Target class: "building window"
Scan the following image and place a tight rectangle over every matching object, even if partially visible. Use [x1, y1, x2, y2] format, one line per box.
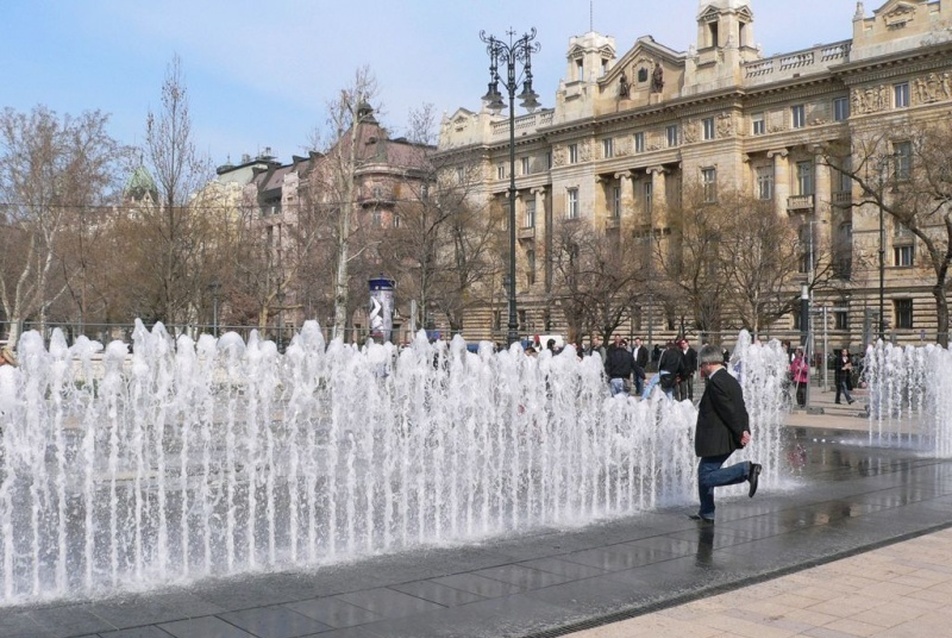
[752, 113, 765, 135]
[610, 186, 621, 219]
[893, 244, 914, 267]
[894, 82, 910, 108]
[833, 96, 850, 121]
[567, 187, 579, 219]
[521, 156, 531, 175]
[796, 160, 815, 196]
[894, 140, 912, 180]
[546, 151, 552, 169]
[702, 117, 716, 141]
[701, 167, 717, 203]
[602, 138, 614, 158]
[526, 249, 536, 286]
[791, 104, 806, 129]
[756, 166, 773, 200]
[895, 298, 913, 329]
[497, 164, 506, 180]
[371, 210, 382, 228]
[456, 167, 465, 184]
[634, 132, 645, 153]
[837, 157, 853, 193]
[393, 213, 401, 229]
[666, 124, 679, 147]
[524, 199, 536, 228]
[835, 310, 849, 330]
[643, 181, 653, 212]
[568, 144, 579, 164]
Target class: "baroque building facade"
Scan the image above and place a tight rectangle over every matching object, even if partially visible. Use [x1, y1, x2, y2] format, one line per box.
[438, 0, 952, 348]
[213, 105, 432, 343]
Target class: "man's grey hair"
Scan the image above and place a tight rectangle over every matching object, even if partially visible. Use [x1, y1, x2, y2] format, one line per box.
[698, 344, 723, 365]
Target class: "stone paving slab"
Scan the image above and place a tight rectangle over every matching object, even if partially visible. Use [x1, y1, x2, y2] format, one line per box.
[565, 526, 952, 637]
[6, 409, 952, 638]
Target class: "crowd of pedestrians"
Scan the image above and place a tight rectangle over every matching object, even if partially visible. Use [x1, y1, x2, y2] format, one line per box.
[599, 335, 701, 401]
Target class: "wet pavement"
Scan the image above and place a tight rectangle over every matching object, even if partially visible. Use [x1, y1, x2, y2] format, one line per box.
[3, 388, 951, 638]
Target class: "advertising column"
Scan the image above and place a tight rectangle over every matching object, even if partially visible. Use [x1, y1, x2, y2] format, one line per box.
[368, 276, 395, 343]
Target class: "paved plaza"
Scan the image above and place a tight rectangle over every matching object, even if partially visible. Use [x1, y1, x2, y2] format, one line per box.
[3, 388, 951, 638]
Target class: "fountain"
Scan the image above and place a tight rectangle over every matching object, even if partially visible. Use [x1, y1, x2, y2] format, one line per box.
[863, 340, 952, 456]
[0, 322, 787, 605]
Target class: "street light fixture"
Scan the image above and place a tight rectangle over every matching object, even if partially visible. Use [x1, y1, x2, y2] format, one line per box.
[480, 28, 541, 347]
[875, 152, 898, 342]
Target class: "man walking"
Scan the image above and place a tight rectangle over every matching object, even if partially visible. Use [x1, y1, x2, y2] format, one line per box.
[631, 337, 649, 396]
[690, 344, 761, 523]
[604, 336, 635, 396]
[679, 337, 698, 401]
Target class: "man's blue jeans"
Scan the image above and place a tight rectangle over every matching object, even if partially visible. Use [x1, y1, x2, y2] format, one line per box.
[697, 454, 751, 520]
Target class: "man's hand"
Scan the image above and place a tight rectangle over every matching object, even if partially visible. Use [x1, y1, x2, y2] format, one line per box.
[740, 431, 751, 447]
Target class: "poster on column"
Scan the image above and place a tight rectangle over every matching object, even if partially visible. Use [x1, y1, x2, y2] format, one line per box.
[368, 276, 395, 343]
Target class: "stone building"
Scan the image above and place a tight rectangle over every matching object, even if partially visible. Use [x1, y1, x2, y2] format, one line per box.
[437, 0, 952, 349]
[214, 105, 432, 342]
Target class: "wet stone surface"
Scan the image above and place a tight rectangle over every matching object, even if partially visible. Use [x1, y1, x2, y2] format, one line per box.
[11, 428, 952, 638]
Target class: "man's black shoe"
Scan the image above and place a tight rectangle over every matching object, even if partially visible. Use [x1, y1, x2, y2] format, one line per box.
[688, 514, 714, 523]
[748, 463, 762, 498]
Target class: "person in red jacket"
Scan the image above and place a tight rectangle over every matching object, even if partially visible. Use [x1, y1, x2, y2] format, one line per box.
[789, 347, 810, 407]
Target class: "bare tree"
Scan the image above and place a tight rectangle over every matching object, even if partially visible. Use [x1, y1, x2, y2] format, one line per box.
[655, 184, 732, 340]
[717, 192, 803, 336]
[139, 54, 215, 325]
[825, 123, 952, 346]
[386, 108, 499, 336]
[550, 219, 644, 344]
[0, 106, 122, 342]
[312, 67, 379, 340]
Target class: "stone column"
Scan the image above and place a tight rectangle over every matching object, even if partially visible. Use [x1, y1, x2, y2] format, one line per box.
[813, 147, 833, 254]
[531, 187, 551, 293]
[615, 170, 635, 221]
[768, 149, 789, 218]
[648, 166, 667, 230]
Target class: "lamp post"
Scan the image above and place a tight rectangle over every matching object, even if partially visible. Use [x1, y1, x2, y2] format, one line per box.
[874, 153, 898, 342]
[209, 280, 221, 337]
[481, 28, 541, 346]
[878, 187, 886, 342]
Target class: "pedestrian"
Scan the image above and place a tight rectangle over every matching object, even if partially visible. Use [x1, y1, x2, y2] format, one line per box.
[657, 340, 685, 399]
[678, 337, 698, 401]
[790, 347, 810, 407]
[689, 344, 761, 523]
[604, 336, 635, 396]
[631, 337, 649, 396]
[834, 347, 855, 405]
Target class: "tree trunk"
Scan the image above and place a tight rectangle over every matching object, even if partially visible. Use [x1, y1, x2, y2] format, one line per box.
[934, 283, 949, 347]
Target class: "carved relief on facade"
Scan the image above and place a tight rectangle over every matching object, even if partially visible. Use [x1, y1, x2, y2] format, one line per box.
[851, 85, 890, 114]
[914, 72, 952, 104]
[615, 136, 632, 156]
[882, 3, 916, 29]
[767, 111, 785, 133]
[579, 140, 593, 162]
[717, 113, 733, 137]
[683, 119, 699, 144]
[552, 145, 566, 167]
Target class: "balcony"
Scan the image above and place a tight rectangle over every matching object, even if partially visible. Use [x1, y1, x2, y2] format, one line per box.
[832, 191, 852, 207]
[787, 194, 815, 212]
[518, 226, 536, 240]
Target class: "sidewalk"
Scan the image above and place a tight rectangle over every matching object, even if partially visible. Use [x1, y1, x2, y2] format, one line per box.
[565, 526, 952, 637]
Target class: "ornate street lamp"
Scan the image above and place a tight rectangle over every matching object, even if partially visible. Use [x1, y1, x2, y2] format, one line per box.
[480, 28, 541, 346]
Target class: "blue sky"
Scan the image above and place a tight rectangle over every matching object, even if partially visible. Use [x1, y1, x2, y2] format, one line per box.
[3, 1, 859, 168]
